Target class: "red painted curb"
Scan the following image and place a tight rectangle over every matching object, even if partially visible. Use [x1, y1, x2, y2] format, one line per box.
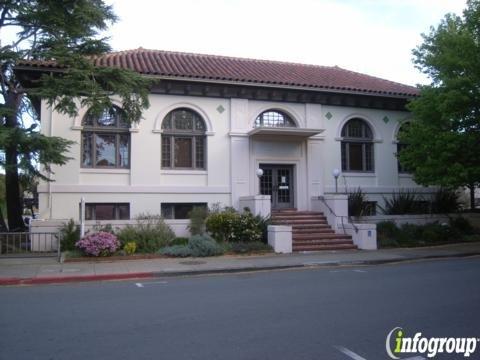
[0, 272, 154, 286]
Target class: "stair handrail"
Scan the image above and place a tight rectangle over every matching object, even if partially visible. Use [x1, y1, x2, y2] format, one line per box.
[317, 196, 359, 234]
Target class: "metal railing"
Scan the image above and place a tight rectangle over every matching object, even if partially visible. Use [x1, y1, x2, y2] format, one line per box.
[0, 232, 60, 259]
[317, 196, 359, 234]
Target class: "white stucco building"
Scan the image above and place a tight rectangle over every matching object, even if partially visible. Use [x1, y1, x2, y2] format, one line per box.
[18, 49, 426, 244]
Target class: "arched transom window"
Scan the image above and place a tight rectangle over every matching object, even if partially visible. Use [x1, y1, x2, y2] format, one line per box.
[341, 118, 374, 172]
[254, 110, 296, 128]
[161, 108, 206, 169]
[81, 106, 130, 168]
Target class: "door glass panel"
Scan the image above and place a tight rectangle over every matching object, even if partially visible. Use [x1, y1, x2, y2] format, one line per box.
[277, 168, 291, 204]
[260, 166, 293, 209]
[260, 168, 273, 198]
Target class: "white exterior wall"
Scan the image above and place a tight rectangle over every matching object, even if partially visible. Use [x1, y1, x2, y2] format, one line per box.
[38, 93, 430, 222]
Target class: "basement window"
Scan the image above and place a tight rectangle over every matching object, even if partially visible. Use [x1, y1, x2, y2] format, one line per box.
[84, 203, 130, 220]
[161, 203, 207, 219]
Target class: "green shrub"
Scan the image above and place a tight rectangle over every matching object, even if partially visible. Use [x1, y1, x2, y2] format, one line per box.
[450, 216, 474, 235]
[381, 189, 426, 215]
[188, 206, 209, 235]
[205, 207, 264, 242]
[160, 245, 192, 257]
[377, 220, 471, 248]
[170, 237, 189, 246]
[91, 223, 115, 234]
[226, 241, 273, 254]
[205, 208, 237, 242]
[188, 234, 224, 257]
[255, 215, 271, 244]
[116, 214, 175, 253]
[123, 241, 137, 255]
[57, 219, 80, 251]
[160, 234, 224, 257]
[348, 188, 370, 217]
[431, 188, 460, 214]
[376, 221, 400, 248]
[231, 209, 262, 243]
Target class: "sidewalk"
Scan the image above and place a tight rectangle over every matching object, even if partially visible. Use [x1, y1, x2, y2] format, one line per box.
[1, 242, 480, 286]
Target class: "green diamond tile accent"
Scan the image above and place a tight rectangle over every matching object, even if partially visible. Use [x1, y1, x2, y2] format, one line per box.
[325, 112, 333, 120]
[383, 116, 390, 124]
[216, 105, 225, 114]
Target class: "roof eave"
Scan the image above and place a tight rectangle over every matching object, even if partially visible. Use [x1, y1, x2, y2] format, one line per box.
[145, 74, 419, 99]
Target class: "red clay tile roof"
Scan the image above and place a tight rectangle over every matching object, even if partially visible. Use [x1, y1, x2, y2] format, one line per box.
[18, 48, 419, 97]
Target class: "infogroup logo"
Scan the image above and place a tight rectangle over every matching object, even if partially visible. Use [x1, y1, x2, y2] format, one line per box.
[386, 327, 479, 359]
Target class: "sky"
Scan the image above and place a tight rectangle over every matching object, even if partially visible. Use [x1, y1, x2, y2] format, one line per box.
[104, 0, 467, 86]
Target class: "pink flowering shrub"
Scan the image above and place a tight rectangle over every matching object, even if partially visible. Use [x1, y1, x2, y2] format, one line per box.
[76, 231, 120, 257]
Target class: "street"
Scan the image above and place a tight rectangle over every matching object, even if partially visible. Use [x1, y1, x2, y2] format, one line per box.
[1, 258, 479, 360]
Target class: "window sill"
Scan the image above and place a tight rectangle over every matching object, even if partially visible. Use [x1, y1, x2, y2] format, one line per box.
[335, 137, 383, 143]
[160, 170, 207, 175]
[341, 172, 376, 178]
[80, 168, 131, 174]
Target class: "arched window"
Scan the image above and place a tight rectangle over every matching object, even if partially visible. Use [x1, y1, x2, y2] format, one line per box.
[254, 110, 296, 128]
[81, 106, 130, 168]
[161, 108, 206, 169]
[341, 118, 374, 172]
[396, 122, 410, 173]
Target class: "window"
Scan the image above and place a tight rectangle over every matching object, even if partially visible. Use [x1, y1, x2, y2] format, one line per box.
[161, 203, 207, 219]
[341, 118, 374, 172]
[84, 203, 130, 220]
[396, 122, 411, 173]
[81, 106, 130, 169]
[363, 201, 377, 216]
[161, 108, 206, 169]
[254, 110, 296, 128]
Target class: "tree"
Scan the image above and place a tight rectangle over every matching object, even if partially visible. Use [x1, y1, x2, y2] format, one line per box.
[400, 0, 480, 209]
[0, 1, 151, 230]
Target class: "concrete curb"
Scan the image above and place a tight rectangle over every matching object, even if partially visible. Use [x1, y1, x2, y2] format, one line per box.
[0, 272, 154, 286]
[1, 252, 479, 286]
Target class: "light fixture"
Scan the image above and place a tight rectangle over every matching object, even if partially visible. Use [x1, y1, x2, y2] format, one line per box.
[332, 168, 341, 193]
[256, 168, 264, 195]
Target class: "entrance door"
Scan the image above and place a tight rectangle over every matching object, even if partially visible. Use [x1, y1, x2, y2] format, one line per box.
[259, 164, 294, 209]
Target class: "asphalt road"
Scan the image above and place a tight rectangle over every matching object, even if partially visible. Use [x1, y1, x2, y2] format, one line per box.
[1, 258, 479, 360]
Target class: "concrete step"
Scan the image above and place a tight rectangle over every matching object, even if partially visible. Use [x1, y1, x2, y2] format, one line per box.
[291, 224, 332, 229]
[273, 219, 329, 225]
[272, 211, 324, 216]
[293, 244, 357, 251]
[272, 215, 328, 221]
[293, 239, 354, 246]
[292, 228, 334, 234]
[293, 233, 352, 240]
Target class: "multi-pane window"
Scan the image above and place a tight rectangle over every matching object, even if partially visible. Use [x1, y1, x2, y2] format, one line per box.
[254, 110, 296, 127]
[341, 118, 374, 172]
[161, 108, 206, 169]
[81, 106, 130, 169]
[396, 122, 411, 173]
[161, 203, 207, 219]
[84, 203, 130, 220]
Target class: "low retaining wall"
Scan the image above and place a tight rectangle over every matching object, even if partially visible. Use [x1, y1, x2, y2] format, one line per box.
[312, 195, 378, 250]
[239, 195, 271, 218]
[30, 219, 190, 238]
[268, 225, 292, 254]
[354, 213, 480, 228]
